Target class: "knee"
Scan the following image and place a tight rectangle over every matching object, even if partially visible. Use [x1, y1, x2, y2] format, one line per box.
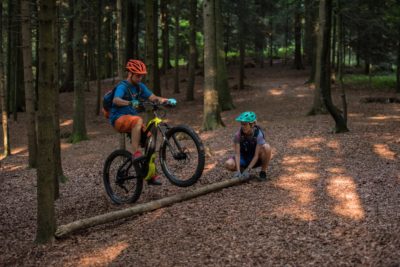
[260, 143, 272, 157]
[224, 158, 236, 171]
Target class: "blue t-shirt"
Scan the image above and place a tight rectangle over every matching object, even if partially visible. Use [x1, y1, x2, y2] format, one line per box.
[109, 81, 153, 126]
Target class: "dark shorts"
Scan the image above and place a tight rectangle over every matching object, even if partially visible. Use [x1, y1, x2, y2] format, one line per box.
[230, 156, 262, 169]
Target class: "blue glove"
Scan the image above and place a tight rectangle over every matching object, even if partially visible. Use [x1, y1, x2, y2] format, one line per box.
[131, 99, 140, 108]
[233, 171, 242, 179]
[241, 169, 250, 179]
[167, 98, 177, 106]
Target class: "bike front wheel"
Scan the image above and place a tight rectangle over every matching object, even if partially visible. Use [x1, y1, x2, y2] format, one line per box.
[103, 149, 143, 204]
[160, 125, 205, 187]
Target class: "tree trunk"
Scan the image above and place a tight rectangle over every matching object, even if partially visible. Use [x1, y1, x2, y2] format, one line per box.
[125, 0, 134, 61]
[186, 0, 197, 101]
[36, 0, 57, 244]
[173, 0, 180, 94]
[316, 0, 348, 133]
[160, 0, 171, 74]
[337, 0, 347, 123]
[216, 0, 234, 110]
[60, 0, 74, 92]
[55, 176, 252, 238]
[238, 0, 245, 90]
[294, 0, 304, 70]
[0, 2, 10, 157]
[21, 0, 38, 168]
[269, 20, 273, 67]
[145, 1, 160, 95]
[116, 0, 124, 80]
[71, 0, 88, 143]
[304, 0, 314, 66]
[96, 0, 103, 116]
[397, 27, 400, 93]
[202, 0, 224, 130]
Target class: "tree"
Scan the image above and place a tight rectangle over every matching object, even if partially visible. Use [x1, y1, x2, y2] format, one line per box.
[186, 0, 197, 101]
[160, 0, 172, 74]
[0, 1, 10, 157]
[36, 0, 57, 243]
[173, 0, 180, 94]
[316, 0, 348, 133]
[116, 0, 124, 79]
[21, 0, 37, 168]
[71, 0, 88, 143]
[238, 0, 246, 90]
[202, 0, 224, 130]
[294, 0, 304, 70]
[145, 0, 160, 95]
[216, 0, 234, 111]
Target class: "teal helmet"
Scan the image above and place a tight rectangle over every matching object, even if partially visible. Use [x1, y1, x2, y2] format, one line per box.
[235, 111, 257, 123]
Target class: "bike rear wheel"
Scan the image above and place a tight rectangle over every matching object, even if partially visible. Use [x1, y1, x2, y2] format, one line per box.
[103, 149, 143, 204]
[160, 125, 205, 187]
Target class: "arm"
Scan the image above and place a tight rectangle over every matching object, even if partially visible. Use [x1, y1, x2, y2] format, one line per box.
[149, 94, 168, 103]
[234, 143, 241, 172]
[113, 97, 131, 106]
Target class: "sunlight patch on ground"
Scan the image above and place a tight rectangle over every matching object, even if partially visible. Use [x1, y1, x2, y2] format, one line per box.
[282, 155, 319, 165]
[1, 163, 26, 172]
[61, 143, 72, 149]
[327, 176, 365, 220]
[327, 167, 346, 174]
[148, 208, 166, 223]
[275, 172, 318, 221]
[268, 88, 284, 96]
[326, 140, 340, 150]
[373, 144, 397, 160]
[290, 137, 324, 151]
[368, 115, 400, 121]
[77, 241, 129, 266]
[60, 119, 73, 127]
[10, 146, 28, 156]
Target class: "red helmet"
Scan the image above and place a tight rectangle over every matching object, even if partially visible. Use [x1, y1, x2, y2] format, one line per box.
[125, 59, 147, 75]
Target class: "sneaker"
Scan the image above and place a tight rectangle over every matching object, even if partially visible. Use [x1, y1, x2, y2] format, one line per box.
[258, 171, 267, 181]
[147, 175, 162, 186]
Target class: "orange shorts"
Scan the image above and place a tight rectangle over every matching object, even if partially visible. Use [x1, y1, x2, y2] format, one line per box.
[114, 115, 141, 133]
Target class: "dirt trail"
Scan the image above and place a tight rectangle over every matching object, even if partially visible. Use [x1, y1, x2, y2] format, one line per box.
[1, 65, 399, 266]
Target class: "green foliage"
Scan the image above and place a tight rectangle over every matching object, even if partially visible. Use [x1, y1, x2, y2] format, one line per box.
[344, 74, 396, 89]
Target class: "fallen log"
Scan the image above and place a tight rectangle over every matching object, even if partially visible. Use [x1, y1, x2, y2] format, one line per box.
[55, 177, 251, 238]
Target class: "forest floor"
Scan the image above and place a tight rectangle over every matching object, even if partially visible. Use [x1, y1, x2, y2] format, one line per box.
[1, 64, 400, 266]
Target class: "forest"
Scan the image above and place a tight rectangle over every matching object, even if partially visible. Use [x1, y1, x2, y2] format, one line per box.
[1, 0, 399, 266]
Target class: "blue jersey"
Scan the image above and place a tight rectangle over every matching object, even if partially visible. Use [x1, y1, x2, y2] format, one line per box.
[109, 81, 153, 126]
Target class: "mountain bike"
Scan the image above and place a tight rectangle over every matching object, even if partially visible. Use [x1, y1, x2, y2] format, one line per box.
[103, 101, 205, 204]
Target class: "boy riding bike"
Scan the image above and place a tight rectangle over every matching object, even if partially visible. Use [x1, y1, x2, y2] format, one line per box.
[224, 111, 272, 181]
[107, 59, 176, 185]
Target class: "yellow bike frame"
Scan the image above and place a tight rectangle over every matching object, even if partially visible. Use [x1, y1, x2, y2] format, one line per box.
[143, 116, 163, 181]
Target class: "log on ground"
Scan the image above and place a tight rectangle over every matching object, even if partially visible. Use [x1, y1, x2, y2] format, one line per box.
[55, 177, 251, 238]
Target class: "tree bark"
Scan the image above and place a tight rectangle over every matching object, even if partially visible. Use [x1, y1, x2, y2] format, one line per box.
[21, 0, 37, 168]
[36, 0, 57, 244]
[173, 0, 180, 94]
[71, 0, 88, 143]
[294, 0, 304, 70]
[397, 27, 400, 94]
[160, 0, 171, 74]
[238, 0, 245, 90]
[55, 176, 252, 238]
[186, 0, 197, 101]
[116, 0, 124, 80]
[216, 0, 234, 111]
[145, 1, 160, 95]
[0, 2, 10, 157]
[95, 0, 103, 116]
[60, 0, 74, 92]
[202, 0, 224, 130]
[316, 0, 348, 133]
